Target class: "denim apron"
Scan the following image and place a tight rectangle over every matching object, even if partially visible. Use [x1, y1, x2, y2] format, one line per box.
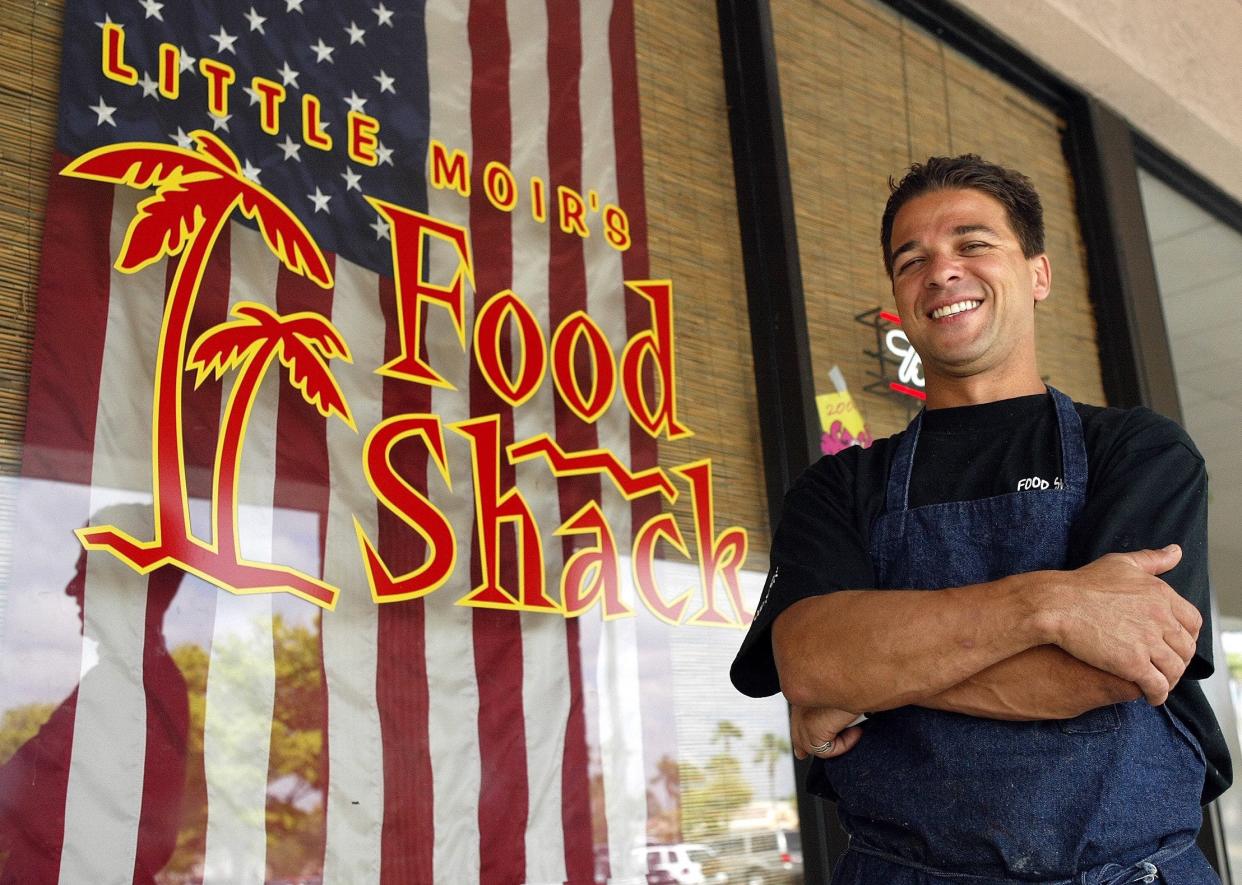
[812, 388, 1213, 884]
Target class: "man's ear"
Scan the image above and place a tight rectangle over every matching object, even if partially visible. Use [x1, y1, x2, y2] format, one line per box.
[1030, 253, 1052, 303]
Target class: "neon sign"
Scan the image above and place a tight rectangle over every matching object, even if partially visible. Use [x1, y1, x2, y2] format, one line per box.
[856, 307, 926, 402]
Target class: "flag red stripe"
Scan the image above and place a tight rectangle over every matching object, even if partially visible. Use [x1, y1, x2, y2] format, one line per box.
[133, 567, 191, 884]
[21, 154, 114, 485]
[6, 157, 114, 882]
[612, 0, 666, 847]
[468, 1, 530, 879]
[376, 270, 435, 885]
[264, 260, 337, 879]
[544, 0, 602, 878]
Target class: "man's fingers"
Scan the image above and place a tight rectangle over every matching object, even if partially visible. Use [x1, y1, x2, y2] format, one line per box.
[1165, 625, 1197, 665]
[810, 725, 863, 759]
[1150, 645, 1188, 693]
[1124, 544, 1181, 576]
[1136, 666, 1171, 706]
[1170, 596, 1203, 638]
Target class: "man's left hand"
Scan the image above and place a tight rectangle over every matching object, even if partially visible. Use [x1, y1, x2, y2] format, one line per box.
[790, 705, 864, 759]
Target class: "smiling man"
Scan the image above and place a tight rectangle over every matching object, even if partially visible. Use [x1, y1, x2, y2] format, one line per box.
[731, 156, 1232, 883]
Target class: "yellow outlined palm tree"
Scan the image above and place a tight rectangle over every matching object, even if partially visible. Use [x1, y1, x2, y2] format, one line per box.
[186, 302, 354, 595]
[65, 130, 346, 608]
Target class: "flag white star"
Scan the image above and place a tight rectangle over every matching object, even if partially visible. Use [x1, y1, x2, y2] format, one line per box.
[370, 215, 391, 240]
[344, 91, 367, 114]
[278, 61, 300, 88]
[242, 159, 262, 183]
[138, 71, 160, 99]
[344, 21, 366, 45]
[209, 26, 238, 54]
[245, 6, 267, 34]
[243, 84, 262, 106]
[210, 112, 232, 132]
[94, 13, 115, 28]
[278, 134, 303, 161]
[139, 0, 164, 21]
[341, 167, 362, 192]
[311, 38, 335, 63]
[373, 69, 396, 94]
[373, 2, 394, 26]
[285, 0, 304, 10]
[170, 127, 194, 148]
[179, 46, 198, 73]
[308, 187, 331, 213]
[375, 142, 394, 166]
[90, 96, 117, 127]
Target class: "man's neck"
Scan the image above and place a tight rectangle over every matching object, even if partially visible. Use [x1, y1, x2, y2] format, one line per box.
[923, 370, 1046, 410]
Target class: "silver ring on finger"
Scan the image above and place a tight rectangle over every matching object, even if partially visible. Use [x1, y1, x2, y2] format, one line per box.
[809, 739, 833, 754]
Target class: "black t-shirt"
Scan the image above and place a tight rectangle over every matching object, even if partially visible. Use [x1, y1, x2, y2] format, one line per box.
[731, 392, 1232, 804]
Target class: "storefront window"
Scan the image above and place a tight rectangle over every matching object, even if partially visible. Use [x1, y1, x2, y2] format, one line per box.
[0, 0, 797, 881]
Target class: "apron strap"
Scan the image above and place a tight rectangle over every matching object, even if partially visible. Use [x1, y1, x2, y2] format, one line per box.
[1048, 385, 1088, 495]
[883, 408, 923, 514]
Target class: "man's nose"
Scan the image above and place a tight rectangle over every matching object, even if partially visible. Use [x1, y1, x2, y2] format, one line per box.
[924, 252, 962, 288]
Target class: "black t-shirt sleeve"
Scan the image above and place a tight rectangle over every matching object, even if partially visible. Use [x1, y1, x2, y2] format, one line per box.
[729, 450, 879, 698]
[1072, 407, 1213, 677]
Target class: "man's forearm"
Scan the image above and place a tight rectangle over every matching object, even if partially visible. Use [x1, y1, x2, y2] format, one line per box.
[919, 644, 1141, 720]
[772, 547, 1197, 714]
[772, 572, 1051, 712]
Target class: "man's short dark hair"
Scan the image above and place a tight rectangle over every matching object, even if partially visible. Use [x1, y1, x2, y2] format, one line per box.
[880, 155, 1045, 277]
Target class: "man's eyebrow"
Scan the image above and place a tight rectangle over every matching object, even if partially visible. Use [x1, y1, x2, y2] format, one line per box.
[954, 224, 1001, 238]
[891, 239, 918, 262]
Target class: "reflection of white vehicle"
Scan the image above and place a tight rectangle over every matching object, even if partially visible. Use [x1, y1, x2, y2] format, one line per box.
[684, 844, 728, 883]
[706, 829, 803, 885]
[639, 843, 706, 884]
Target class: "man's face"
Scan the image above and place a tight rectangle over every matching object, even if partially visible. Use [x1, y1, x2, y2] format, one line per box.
[888, 188, 1050, 389]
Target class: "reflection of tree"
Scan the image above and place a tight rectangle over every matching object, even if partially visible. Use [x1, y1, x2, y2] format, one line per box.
[647, 755, 682, 843]
[680, 721, 753, 840]
[712, 720, 743, 755]
[164, 615, 324, 879]
[753, 732, 791, 802]
[0, 705, 56, 767]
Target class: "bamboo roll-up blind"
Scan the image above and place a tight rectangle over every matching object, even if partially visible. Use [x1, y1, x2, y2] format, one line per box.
[0, 0, 62, 477]
[636, 0, 773, 567]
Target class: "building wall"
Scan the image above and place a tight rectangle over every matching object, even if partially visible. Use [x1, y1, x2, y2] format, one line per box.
[955, 0, 1242, 206]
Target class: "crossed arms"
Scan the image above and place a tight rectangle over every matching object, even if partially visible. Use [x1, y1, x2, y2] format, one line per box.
[776, 546, 1203, 760]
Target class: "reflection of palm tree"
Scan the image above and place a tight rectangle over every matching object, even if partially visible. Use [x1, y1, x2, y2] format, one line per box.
[64, 131, 342, 607]
[753, 732, 791, 802]
[187, 302, 353, 573]
[649, 754, 681, 807]
[712, 720, 743, 756]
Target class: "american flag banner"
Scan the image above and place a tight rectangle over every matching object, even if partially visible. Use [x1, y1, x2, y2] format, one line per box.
[0, 0, 778, 883]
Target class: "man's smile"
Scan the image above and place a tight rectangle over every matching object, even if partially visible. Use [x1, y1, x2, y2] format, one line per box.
[929, 299, 982, 321]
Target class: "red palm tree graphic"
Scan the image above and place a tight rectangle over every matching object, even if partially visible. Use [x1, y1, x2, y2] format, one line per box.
[187, 302, 354, 595]
[64, 131, 347, 608]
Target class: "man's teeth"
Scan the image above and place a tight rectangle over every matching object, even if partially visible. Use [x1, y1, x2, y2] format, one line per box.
[931, 300, 981, 320]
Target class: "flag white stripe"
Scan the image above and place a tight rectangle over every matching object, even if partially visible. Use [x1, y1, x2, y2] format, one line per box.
[507, 1, 571, 881]
[425, 1, 483, 881]
[59, 186, 161, 885]
[321, 259, 386, 885]
[580, 0, 649, 879]
[202, 224, 280, 884]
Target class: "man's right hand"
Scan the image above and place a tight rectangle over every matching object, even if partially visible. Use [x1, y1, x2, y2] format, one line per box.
[1041, 545, 1200, 705]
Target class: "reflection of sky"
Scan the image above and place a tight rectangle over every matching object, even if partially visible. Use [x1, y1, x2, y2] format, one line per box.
[578, 555, 794, 818]
[0, 478, 324, 712]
